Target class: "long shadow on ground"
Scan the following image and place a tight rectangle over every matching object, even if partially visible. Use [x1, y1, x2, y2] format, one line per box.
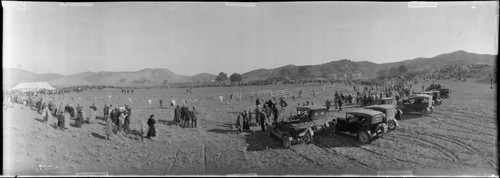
[91, 132, 107, 140]
[158, 119, 177, 126]
[34, 118, 46, 123]
[244, 130, 287, 151]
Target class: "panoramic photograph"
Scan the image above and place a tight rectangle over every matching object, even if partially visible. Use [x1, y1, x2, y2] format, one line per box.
[2, 1, 498, 176]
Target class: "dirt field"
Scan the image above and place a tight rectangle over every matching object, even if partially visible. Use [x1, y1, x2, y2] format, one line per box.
[3, 79, 497, 176]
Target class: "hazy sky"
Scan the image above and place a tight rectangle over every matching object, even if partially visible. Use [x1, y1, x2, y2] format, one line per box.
[3, 2, 498, 76]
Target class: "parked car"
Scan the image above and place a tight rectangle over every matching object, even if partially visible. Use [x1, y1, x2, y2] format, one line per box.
[436, 88, 451, 98]
[365, 104, 401, 131]
[399, 94, 434, 116]
[265, 117, 315, 148]
[329, 109, 387, 144]
[418, 91, 443, 106]
[292, 105, 335, 135]
[378, 97, 398, 106]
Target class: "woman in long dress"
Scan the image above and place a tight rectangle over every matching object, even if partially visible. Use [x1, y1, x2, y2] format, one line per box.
[146, 115, 156, 138]
[118, 111, 125, 135]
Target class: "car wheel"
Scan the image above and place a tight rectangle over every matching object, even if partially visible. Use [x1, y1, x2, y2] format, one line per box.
[283, 135, 291, 148]
[265, 125, 272, 137]
[358, 130, 370, 144]
[328, 123, 336, 135]
[388, 120, 397, 131]
[304, 131, 313, 144]
[421, 109, 429, 116]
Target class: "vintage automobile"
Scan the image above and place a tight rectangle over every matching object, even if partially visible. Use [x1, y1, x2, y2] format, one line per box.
[365, 104, 401, 130]
[423, 91, 444, 105]
[329, 110, 387, 144]
[292, 105, 335, 135]
[265, 117, 315, 148]
[436, 88, 451, 98]
[399, 94, 434, 116]
[377, 97, 398, 106]
[426, 83, 451, 98]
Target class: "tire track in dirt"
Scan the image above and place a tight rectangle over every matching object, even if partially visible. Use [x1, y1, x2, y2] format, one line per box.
[428, 115, 494, 137]
[417, 132, 497, 169]
[288, 147, 326, 170]
[397, 134, 465, 169]
[168, 146, 181, 173]
[357, 146, 422, 166]
[313, 139, 378, 171]
[436, 112, 496, 130]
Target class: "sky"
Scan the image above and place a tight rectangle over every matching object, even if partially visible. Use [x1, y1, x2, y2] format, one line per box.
[3, 1, 498, 76]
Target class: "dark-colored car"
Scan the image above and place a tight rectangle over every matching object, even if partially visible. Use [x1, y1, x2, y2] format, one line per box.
[293, 105, 335, 134]
[378, 97, 398, 106]
[265, 117, 315, 148]
[400, 94, 434, 116]
[365, 104, 401, 131]
[330, 110, 387, 144]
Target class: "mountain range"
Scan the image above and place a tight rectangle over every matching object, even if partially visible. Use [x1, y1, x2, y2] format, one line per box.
[3, 50, 496, 88]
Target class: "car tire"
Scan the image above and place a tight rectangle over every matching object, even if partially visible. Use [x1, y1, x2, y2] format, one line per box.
[358, 130, 370, 144]
[265, 125, 272, 137]
[283, 135, 291, 148]
[304, 131, 313, 144]
[421, 108, 429, 116]
[328, 123, 336, 135]
[388, 120, 397, 131]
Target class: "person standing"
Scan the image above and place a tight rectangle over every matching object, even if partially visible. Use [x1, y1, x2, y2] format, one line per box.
[174, 105, 181, 126]
[247, 107, 253, 125]
[184, 107, 192, 128]
[235, 112, 243, 133]
[89, 103, 97, 124]
[146, 115, 156, 139]
[159, 100, 163, 107]
[255, 97, 260, 107]
[279, 98, 288, 113]
[259, 109, 266, 132]
[105, 111, 113, 140]
[103, 104, 109, 120]
[191, 107, 198, 128]
[124, 105, 131, 134]
[118, 109, 126, 135]
[254, 106, 260, 125]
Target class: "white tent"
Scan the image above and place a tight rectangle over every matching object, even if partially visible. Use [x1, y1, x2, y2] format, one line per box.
[11, 82, 56, 91]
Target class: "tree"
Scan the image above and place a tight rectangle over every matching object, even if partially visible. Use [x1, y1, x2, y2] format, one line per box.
[229, 73, 242, 83]
[216, 72, 228, 82]
[398, 65, 408, 74]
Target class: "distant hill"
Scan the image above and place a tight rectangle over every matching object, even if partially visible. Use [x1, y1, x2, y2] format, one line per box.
[241, 50, 496, 81]
[3, 50, 496, 88]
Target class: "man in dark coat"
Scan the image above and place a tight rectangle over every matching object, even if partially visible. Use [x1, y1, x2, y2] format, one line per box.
[174, 105, 181, 125]
[124, 105, 131, 133]
[259, 109, 266, 131]
[184, 107, 192, 128]
[255, 98, 260, 107]
[180, 105, 187, 126]
[103, 104, 109, 119]
[279, 98, 288, 112]
[191, 107, 198, 128]
[146, 115, 156, 138]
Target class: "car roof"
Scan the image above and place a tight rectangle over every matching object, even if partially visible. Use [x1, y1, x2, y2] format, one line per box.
[381, 97, 394, 100]
[366, 104, 396, 110]
[296, 105, 328, 111]
[347, 109, 383, 116]
[409, 94, 433, 99]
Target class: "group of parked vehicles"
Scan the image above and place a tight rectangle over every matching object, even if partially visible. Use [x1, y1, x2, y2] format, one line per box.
[265, 84, 451, 148]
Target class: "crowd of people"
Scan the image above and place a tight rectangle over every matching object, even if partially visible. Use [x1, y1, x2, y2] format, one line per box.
[173, 104, 198, 128]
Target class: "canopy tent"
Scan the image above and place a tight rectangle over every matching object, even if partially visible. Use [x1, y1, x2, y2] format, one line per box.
[11, 82, 56, 91]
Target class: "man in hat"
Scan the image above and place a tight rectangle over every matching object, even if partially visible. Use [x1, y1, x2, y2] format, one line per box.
[174, 105, 181, 126]
[191, 107, 198, 128]
[146, 115, 156, 139]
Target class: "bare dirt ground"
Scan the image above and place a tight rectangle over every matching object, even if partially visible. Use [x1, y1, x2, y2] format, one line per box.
[3, 79, 497, 176]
